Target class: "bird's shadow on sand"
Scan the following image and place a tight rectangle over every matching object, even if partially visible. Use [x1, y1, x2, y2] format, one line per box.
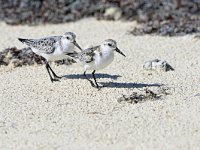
[63, 73, 162, 89]
[99, 82, 162, 89]
[63, 73, 121, 80]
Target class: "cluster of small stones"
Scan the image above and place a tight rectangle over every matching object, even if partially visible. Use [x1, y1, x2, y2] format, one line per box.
[129, 0, 200, 36]
[0, 0, 111, 25]
[1, 0, 200, 36]
[0, 47, 73, 68]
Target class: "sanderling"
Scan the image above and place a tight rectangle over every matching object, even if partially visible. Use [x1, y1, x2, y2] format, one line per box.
[67, 39, 125, 88]
[18, 32, 82, 82]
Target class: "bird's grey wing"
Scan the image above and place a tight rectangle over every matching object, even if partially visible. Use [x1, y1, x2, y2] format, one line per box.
[79, 46, 99, 63]
[20, 36, 61, 54]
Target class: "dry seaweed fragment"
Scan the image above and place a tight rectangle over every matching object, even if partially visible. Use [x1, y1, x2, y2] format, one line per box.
[118, 86, 172, 104]
[0, 47, 74, 68]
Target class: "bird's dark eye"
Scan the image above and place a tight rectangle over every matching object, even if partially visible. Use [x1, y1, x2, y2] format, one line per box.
[66, 37, 70, 40]
[108, 43, 112, 47]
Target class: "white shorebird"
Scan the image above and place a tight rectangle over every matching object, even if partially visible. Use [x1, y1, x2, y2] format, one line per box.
[18, 32, 82, 82]
[67, 39, 125, 88]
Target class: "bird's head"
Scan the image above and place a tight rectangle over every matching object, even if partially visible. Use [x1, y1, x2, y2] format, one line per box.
[101, 39, 126, 57]
[62, 32, 82, 50]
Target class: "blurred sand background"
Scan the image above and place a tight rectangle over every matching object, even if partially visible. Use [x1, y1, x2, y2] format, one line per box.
[0, 19, 200, 150]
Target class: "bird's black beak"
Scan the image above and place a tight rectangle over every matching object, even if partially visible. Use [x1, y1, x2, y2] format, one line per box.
[115, 47, 126, 57]
[73, 40, 82, 51]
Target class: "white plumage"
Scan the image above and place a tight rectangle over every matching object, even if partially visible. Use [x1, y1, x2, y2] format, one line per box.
[18, 32, 82, 82]
[67, 39, 125, 88]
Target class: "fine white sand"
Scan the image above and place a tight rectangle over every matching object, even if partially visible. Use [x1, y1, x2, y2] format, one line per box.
[0, 19, 200, 150]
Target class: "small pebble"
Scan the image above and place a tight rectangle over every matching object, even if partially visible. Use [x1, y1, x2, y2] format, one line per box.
[104, 7, 122, 20]
[143, 59, 174, 72]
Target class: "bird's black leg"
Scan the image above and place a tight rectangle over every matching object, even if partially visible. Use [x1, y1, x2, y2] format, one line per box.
[45, 62, 59, 82]
[92, 70, 100, 89]
[84, 71, 95, 87]
[47, 63, 62, 79]
[45, 62, 54, 82]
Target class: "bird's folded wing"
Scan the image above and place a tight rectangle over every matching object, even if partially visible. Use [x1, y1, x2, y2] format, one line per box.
[27, 36, 61, 54]
[80, 46, 99, 63]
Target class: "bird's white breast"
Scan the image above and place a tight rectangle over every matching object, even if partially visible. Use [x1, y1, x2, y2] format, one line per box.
[96, 51, 114, 70]
[84, 50, 114, 71]
[61, 39, 75, 53]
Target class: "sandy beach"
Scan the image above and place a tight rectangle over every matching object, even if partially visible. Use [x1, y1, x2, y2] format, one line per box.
[0, 19, 200, 150]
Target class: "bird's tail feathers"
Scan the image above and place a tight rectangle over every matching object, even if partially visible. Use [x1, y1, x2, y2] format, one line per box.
[66, 52, 78, 58]
[18, 38, 34, 46]
[66, 52, 79, 62]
